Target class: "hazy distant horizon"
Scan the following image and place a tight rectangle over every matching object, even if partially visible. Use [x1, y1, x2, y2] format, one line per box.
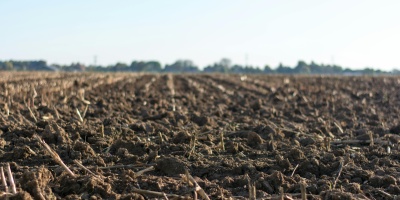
[0, 58, 390, 71]
[1, 1, 399, 70]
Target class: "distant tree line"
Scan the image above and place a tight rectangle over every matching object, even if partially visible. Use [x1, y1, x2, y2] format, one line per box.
[0, 59, 397, 75]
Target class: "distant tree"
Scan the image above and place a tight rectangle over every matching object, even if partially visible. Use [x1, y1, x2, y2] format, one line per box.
[5, 61, 13, 70]
[276, 63, 293, 74]
[0, 59, 389, 74]
[362, 68, 375, 74]
[294, 60, 310, 73]
[332, 65, 343, 73]
[63, 62, 85, 72]
[129, 61, 161, 72]
[392, 69, 400, 74]
[204, 58, 233, 73]
[145, 61, 162, 72]
[264, 65, 273, 73]
[309, 61, 321, 73]
[130, 61, 145, 71]
[219, 58, 232, 68]
[244, 66, 263, 73]
[204, 64, 229, 73]
[231, 65, 244, 73]
[164, 60, 199, 73]
[30, 60, 47, 69]
[113, 62, 129, 71]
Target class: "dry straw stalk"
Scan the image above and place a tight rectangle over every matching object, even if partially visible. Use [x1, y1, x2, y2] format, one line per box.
[35, 135, 76, 178]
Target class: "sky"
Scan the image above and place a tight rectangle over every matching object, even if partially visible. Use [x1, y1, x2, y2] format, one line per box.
[1, 1, 399, 70]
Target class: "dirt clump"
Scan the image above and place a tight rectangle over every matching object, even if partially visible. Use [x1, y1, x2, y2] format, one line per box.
[156, 156, 187, 176]
[247, 131, 264, 147]
[20, 166, 55, 199]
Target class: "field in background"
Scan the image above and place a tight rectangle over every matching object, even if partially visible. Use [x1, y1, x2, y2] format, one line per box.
[0, 72, 399, 199]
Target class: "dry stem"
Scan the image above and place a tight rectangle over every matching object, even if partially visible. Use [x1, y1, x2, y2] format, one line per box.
[78, 88, 91, 105]
[100, 124, 105, 137]
[0, 167, 8, 193]
[135, 166, 155, 178]
[158, 132, 164, 144]
[36, 189, 46, 200]
[220, 131, 225, 151]
[4, 104, 9, 116]
[368, 131, 374, 146]
[185, 170, 210, 200]
[300, 182, 306, 200]
[248, 181, 256, 200]
[6, 163, 16, 194]
[333, 122, 343, 134]
[291, 164, 299, 177]
[188, 134, 197, 159]
[0, 192, 14, 199]
[27, 105, 37, 123]
[34, 134, 76, 178]
[333, 159, 344, 188]
[377, 189, 393, 199]
[76, 108, 84, 123]
[324, 137, 331, 151]
[94, 164, 154, 170]
[167, 74, 176, 112]
[53, 106, 60, 119]
[162, 192, 169, 200]
[31, 86, 37, 107]
[331, 139, 389, 145]
[131, 187, 188, 199]
[73, 160, 102, 178]
[82, 104, 89, 119]
[263, 193, 320, 199]
[279, 187, 284, 200]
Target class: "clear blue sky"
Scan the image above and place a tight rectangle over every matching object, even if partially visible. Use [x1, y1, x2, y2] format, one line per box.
[1, 1, 399, 70]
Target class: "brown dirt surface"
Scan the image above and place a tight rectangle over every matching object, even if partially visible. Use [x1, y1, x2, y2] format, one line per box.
[0, 72, 400, 199]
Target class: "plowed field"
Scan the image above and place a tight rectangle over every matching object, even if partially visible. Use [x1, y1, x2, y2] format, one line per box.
[0, 72, 400, 199]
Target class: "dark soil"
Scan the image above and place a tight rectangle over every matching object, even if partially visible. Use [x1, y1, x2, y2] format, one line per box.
[0, 72, 400, 199]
